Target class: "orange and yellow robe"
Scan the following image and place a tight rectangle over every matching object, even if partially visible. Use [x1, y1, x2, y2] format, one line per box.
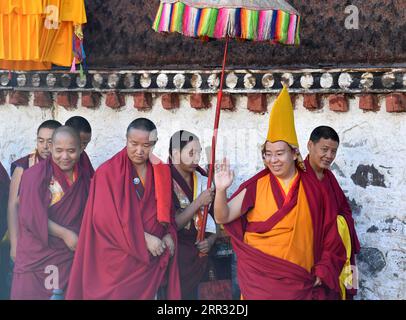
[224, 167, 346, 300]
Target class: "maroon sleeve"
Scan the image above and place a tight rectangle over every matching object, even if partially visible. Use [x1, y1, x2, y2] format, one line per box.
[313, 186, 347, 293]
[81, 151, 95, 178]
[10, 156, 29, 177]
[327, 171, 361, 255]
[18, 168, 50, 247]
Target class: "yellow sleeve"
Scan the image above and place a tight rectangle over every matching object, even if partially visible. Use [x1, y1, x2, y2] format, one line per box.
[60, 0, 87, 24]
[337, 215, 352, 300]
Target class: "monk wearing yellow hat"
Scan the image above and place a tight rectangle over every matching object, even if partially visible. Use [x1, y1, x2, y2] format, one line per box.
[214, 87, 346, 300]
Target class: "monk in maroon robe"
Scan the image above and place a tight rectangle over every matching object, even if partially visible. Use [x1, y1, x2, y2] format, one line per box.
[306, 126, 360, 299]
[8, 120, 62, 263]
[66, 118, 180, 300]
[214, 87, 346, 300]
[10, 126, 91, 300]
[10, 120, 62, 176]
[169, 130, 217, 299]
[79, 151, 94, 178]
[216, 157, 346, 299]
[65, 116, 95, 178]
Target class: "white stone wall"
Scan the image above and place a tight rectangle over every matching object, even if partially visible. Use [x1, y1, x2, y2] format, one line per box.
[0, 92, 404, 300]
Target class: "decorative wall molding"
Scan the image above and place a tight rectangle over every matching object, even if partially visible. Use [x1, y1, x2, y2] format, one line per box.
[1, 68, 406, 94]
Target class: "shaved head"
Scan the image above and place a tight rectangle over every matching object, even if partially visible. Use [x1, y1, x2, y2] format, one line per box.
[65, 116, 92, 134]
[51, 126, 81, 172]
[36, 120, 62, 159]
[52, 126, 81, 148]
[126, 118, 158, 143]
[65, 116, 92, 152]
[37, 120, 62, 134]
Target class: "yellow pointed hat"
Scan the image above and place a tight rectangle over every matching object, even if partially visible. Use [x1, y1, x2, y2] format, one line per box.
[266, 86, 305, 170]
[267, 86, 298, 147]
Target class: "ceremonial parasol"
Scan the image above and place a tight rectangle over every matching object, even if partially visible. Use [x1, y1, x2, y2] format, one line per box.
[152, 0, 300, 246]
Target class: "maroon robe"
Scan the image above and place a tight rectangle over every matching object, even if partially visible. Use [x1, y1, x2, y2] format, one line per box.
[10, 152, 44, 176]
[10, 155, 30, 176]
[224, 167, 346, 300]
[170, 164, 211, 299]
[80, 151, 95, 178]
[10, 157, 91, 300]
[66, 148, 181, 300]
[304, 158, 360, 299]
[0, 162, 10, 239]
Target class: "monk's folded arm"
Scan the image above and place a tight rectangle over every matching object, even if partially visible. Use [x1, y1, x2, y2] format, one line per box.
[7, 167, 24, 255]
[162, 233, 175, 256]
[48, 219, 71, 240]
[214, 188, 245, 224]
[144, 231, 166, 256]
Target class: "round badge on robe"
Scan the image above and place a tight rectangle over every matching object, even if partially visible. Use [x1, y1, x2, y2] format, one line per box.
[133, 177, 141, 185]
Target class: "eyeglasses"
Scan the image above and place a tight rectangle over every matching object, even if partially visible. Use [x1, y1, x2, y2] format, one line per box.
[262, 150, 289, 161]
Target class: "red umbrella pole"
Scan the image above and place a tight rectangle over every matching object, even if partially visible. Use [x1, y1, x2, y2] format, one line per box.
[197, 35, 230, 249]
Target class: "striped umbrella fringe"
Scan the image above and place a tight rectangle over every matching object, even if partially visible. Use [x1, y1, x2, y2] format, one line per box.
[152, 1, 300, 45]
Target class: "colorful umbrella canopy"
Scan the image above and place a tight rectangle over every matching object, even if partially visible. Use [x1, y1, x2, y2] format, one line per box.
[153, 0, 300, 44]
[152, 0, 300, 245]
